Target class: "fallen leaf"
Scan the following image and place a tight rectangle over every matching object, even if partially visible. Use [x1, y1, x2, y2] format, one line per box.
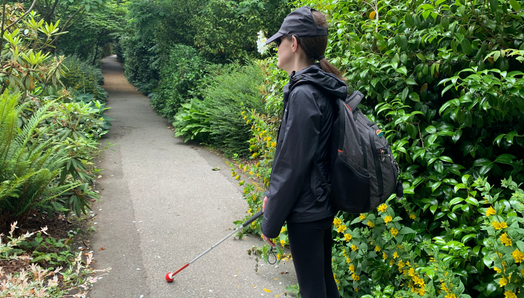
[99, 247, 105, 251]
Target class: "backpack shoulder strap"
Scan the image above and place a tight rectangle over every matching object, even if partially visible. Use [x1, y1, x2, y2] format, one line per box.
[346, 91, 365, 111]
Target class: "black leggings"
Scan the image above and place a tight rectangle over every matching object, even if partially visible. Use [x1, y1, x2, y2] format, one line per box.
[287, 216, 339, 298]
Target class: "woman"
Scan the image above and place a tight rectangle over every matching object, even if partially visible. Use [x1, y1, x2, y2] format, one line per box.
[261, 6, 347, 298]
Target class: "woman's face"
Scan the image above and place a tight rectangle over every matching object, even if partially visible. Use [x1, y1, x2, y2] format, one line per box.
[276, 36, 294, 74]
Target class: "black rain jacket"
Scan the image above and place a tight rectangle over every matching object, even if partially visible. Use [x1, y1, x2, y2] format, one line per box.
[261, 64, 348, 238]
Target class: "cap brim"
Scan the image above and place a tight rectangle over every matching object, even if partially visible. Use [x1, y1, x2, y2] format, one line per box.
[265, 31, 284, 45]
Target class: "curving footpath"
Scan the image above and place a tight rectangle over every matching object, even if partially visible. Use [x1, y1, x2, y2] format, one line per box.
[88, 55, 297, 298]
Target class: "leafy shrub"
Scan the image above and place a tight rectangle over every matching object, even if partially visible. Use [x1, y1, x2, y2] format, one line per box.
[150, 44, 210, 119]
[173, 99, 212, 143]
[62, 56, 108, 102]
[0, 6, 65, 95]
[232, 0, 524, 296]
[0, 91, 85, 230]
[174, 63, 266, 157]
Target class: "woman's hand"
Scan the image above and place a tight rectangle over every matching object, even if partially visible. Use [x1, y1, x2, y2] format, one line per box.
[261, 196, 276, 247]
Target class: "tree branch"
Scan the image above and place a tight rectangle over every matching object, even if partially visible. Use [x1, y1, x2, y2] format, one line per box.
[51, 6, 86, 46]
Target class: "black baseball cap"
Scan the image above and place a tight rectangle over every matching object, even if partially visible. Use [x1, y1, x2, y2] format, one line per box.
[265, 6, 328, 45]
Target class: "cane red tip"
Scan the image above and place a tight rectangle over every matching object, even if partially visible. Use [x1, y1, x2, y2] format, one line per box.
[165, 272, 174, 283]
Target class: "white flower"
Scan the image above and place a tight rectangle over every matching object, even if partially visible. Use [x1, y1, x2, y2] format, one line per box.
[257, 30, 269, 55]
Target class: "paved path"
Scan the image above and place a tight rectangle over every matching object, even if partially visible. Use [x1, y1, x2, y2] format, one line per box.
[88, 55, 297, 298]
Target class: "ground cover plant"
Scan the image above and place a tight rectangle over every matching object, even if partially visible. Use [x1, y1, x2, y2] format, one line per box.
[231, 0, 524, 297]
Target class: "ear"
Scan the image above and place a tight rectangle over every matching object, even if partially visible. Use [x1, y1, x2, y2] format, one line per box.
[291, 36, 298, 51]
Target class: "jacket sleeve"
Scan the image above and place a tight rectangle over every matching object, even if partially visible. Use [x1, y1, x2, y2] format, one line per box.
[261, 87, 322, 238]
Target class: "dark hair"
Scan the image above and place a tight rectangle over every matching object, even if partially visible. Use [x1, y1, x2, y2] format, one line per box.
[296, 10, 345, 81]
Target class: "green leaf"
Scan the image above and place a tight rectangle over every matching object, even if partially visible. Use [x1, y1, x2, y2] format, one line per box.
[461, 38, 472, 55]
[473, 158, 492, 167]
[430, 205, 438, 214]
[399, 227, 416, 234]
[397, 66, 408, 76]
[465, 197, 479, 207]
[450, 197, 464, 205]
[440, 156, 453, 163]
[510, 0, 521, 11]
[425, 126, 437, 134]
[407, 124, 418, 139]
[430, 181, 442, 192]
[494, 154, 515, 165]
[401, 87, 409, 100]
[406, 78, 418, 85]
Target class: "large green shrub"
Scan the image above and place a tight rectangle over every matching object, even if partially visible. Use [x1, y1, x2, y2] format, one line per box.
[234, 0, 524, 296]
[174, 63, 266, 157]
[150, 44, 210, 119]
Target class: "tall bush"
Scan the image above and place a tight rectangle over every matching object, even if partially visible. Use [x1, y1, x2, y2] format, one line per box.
[235, 0, 524, 296]
[150, 44, 210, 119]
[174, 63, 266, 157]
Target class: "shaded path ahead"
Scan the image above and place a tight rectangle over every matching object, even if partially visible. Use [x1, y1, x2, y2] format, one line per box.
[88, 55, 297, 298]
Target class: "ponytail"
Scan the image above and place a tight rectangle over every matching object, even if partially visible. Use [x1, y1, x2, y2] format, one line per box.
[298, 10, 345, 81]
[319, 57, 344, 81]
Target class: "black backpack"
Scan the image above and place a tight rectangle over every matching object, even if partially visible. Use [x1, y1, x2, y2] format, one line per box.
[314, 91, 402, 213]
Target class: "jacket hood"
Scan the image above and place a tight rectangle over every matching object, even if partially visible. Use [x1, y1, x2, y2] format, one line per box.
[288, 64, 347, 100]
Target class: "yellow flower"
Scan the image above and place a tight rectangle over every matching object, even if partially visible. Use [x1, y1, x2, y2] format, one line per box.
[494, 267, 502, 273]
[504, 290, 517, 298]
[393, 251, 399, 259]
[391, 227, 399, 237]
[409, 213, 416, 219]
[499, 276, 508, 287]
[346, 257, 351, 263]
[280, 239, 286, 247]
[390, 259, 395, 266]
[280, 227, 286, 233]
[378, 204, 388, 213]
[492, 220, 508, 230]
[344, 234, 352, 242]
[382, 252, 387, 260]
[359, 214, 366, 220]
[235, 175, 240, 180]
[512, 249, 524, 263]
[333, 218, 342, 226]
[351, 245, 358, 251]
[337, 225, 347, 233]
[263, 288, 271, 293]
[271, 142, 277, 147]
[384, 215, 393, 224]
[352, 273, 360, 281]
[367, 221, 375, 228]
[486, 206, 496, 216]
[500, 233, 513, 246]
[375, 246, 381, 252]
[349, 265, 355, 273]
